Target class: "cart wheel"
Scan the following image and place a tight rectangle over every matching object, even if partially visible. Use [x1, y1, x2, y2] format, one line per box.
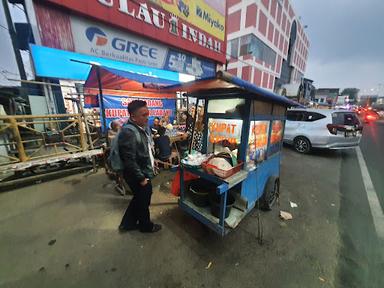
[261, 176, 280, 211]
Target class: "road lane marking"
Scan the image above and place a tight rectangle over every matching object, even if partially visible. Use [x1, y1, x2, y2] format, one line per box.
[356, 147, 384, 239]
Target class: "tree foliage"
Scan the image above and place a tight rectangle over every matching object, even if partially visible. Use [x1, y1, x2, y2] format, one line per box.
[341, 88, 360, 100]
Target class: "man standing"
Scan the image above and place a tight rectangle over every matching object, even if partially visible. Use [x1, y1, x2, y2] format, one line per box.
[118, 100, 161, 233]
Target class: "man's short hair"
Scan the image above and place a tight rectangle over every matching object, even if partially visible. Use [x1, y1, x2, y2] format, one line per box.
[128, 100, 147, 115]
[154, 117, 160, 121]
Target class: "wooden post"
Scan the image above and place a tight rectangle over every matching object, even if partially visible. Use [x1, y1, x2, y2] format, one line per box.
[9, 118, 28, 162]
[78, 115, 86, 151]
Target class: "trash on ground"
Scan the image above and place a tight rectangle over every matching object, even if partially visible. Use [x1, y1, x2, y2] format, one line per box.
[331, 203, 336, 207]
[319, 276, 326, 282]
[279, 211, 293, 220]
[48, 239, 56, 246]
[38, 266, 45, 272]
[111, 267, 117, 272]
[65, 263, 70, 269]
[290, 201, 298, 208]
[205, 261, 213, 269]
[235, 262, 239, 267]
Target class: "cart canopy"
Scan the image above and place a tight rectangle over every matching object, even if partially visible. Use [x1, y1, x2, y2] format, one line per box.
[161, 71, 298, 107]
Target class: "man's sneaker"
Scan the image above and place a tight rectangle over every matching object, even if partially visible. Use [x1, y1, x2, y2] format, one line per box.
[140, 223, 162, 233]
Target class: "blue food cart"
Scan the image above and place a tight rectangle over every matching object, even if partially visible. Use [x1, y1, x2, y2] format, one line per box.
[166, 71, 295, 236]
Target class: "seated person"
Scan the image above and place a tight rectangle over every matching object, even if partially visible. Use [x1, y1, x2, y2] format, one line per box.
[160, 114, 170, 128]
[154, 126, 172, 162]
[150, 117, 161, 137]
[108, 120, 121, 143]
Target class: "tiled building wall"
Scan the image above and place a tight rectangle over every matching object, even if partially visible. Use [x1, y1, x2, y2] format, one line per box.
[227, 0, 309, 91]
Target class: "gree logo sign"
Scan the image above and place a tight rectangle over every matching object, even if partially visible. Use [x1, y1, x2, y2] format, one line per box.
[86, 27, 108, 46]
[85, 26, 158, 59]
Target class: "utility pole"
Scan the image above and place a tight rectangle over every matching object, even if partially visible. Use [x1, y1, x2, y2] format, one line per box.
[2, 0, 27, 81]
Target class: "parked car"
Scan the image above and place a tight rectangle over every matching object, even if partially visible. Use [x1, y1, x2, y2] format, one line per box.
[284, 109, 363, 153]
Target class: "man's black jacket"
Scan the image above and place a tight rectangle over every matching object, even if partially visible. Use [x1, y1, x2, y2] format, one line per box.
[118, 119, 154, 182]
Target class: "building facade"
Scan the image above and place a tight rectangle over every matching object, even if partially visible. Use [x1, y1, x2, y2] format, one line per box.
[314, 88, 339, 106]
[4, 0, 228, 115]
[226, 0, 309, 92]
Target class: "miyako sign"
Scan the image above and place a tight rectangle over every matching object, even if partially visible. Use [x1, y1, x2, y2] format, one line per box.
[42, 0, 227, 63]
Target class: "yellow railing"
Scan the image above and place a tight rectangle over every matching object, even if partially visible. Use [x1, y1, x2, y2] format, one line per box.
[0, 113, 102, 166]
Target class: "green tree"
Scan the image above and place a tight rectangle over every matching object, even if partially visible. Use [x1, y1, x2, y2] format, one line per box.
[341, 88, 360, 102]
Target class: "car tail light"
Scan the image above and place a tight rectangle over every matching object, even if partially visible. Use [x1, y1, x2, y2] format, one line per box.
[327, 124, 338, 135]
[366, 114, 377, 121]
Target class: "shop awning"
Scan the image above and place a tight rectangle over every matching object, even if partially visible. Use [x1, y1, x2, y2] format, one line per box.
[84, 66, 179, 92]
[161, 71, 298, 107]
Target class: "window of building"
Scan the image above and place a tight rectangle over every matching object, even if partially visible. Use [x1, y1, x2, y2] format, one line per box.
[231, 34, 277, 68]
[228, 38, 239, 59]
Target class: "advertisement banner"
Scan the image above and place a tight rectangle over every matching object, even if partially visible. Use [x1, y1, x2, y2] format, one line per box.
[40, 0, 226, 63]
[102, 95, 176, 130]
[148, 0, 226, 41]
[70, 17, 215, 78]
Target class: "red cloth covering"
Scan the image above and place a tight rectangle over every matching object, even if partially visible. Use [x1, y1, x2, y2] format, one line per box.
[171, 169, 199, 196]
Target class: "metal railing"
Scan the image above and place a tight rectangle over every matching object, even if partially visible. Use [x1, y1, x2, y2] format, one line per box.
[0, 113, 102, 166]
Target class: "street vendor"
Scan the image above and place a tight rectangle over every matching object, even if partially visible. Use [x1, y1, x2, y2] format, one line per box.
[177, 111, 194, 156]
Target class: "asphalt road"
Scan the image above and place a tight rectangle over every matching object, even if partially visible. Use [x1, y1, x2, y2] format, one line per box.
[1, 122, 384, 287]
[336, 120, 384, 288]
[0, 147, 343, 288]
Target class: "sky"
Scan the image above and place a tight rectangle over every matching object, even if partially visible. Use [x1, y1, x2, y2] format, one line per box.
[1, 1, 383, 95]
[291, 0, 384, 95]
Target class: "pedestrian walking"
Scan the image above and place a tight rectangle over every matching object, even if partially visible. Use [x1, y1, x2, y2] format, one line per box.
[118, 100, 162, 233]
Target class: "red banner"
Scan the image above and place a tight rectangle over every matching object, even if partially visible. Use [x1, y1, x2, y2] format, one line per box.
[39, 0, 226, 63]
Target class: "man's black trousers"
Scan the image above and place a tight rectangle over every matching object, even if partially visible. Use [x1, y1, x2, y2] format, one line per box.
[120, 179, 154, 232]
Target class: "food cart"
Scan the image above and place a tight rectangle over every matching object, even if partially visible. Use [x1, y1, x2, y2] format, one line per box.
[165, 71, 296, 236]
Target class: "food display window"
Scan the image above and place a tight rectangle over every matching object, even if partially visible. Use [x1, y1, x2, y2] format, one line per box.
[268, 120, 284, 156]
[247, 121, 270, 165]
[207, 118, 243, 155]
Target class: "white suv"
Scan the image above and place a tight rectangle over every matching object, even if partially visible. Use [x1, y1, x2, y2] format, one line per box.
[284, 109, 363, 153]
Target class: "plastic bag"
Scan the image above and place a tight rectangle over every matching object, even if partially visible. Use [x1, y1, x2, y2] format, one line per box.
[171, 169, 199, 196]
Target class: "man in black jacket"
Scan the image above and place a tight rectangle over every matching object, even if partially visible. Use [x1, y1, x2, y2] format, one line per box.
[118, 100, 161, 233]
